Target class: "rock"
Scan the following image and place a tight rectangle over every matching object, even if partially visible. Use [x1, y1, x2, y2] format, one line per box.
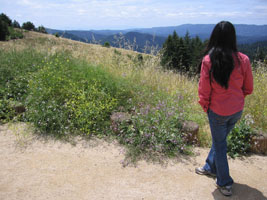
[110, 112, 131, 134]
[250, 131, 267, 154]
[110, 112, 131, 123]
[181, 121, 199, 144]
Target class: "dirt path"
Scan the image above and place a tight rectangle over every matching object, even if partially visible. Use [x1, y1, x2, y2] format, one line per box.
[0, 123, 267, 200]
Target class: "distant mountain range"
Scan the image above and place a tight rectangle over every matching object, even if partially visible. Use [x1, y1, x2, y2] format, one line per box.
[46, 24, 267, 53]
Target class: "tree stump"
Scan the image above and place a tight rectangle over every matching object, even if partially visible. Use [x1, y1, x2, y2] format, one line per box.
[110, 112, 131, 134]
[250, 131, 267, 154]
[181, 121, 199, 144]
[14, 105, 26, 114]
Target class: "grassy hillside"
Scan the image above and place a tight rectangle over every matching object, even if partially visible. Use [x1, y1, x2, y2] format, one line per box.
[0, 31, 266, 159]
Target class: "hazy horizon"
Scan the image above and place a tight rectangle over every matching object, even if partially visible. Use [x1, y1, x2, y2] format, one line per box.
[47, 23, 267, 32]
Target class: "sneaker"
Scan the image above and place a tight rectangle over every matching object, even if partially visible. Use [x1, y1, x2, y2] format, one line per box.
[195, 167, 216, 177]
[217, 185, 232, 196]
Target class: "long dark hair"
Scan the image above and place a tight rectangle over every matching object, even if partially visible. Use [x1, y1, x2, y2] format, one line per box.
[202, 21, 238, 89]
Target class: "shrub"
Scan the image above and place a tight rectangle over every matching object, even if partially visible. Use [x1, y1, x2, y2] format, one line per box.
[24, 52, 132, 136]
[0, 50, 44, 99]
[114, 49, 121, 55]
[0, 97, 15, 123]
[112, 92, 190, 161]
[227, 115, 255, 158]
[54, 32, 60, 37]
[8, 27, 23, 40]
[103, 41, 110, 48]
[137, 54, 143, 62]
[0, 50, 46, 122]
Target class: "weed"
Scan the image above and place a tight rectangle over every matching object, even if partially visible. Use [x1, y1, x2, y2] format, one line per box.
[227, 114, 256, 158]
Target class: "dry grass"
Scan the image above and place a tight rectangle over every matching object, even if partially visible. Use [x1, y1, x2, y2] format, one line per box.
[244, 62, 267, 131]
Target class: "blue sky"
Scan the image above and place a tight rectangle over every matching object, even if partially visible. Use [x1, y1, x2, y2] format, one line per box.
[1, 0, 267, 30]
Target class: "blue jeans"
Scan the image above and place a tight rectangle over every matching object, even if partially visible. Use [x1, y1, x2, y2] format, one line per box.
[203, 109, 242, 187]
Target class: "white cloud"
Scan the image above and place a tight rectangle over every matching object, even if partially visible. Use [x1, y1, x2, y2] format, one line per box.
[77, 9, 87, 15]
[17, 0, 44, 9]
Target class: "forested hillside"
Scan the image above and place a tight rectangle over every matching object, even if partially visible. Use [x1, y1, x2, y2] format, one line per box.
[46, 24, 267, 62]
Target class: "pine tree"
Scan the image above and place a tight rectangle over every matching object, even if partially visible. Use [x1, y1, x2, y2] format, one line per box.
[161, 34, 174, 68]
[191, 36, 204, 73]
[12, 20, 20, 28]
[0, 13, 12, 26]
[37, 25, 47, 33]
[0, 19, 9, 41]
[171, 31, 180, 69]
[161, 30, 205, 74]
[181, 31, 192, 72]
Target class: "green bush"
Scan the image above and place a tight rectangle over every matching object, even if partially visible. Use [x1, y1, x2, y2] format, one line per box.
[8, 27, 23, 40]
[0, 50, 45, 122]
[25, 52, 132, 136]
[0, 50, 44, 101]
[54, 32, 60, 37]
[103, 41, 110, 48]
[0, 98, 15, 123]
[227, 115, 255, 158]
[112, 93, 190, 161]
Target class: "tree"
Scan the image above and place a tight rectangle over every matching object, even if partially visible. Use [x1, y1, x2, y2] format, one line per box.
[182, 32, 192, 71]
[37, 25, 47, 33]
[255, 47, 266, 61]
[0, 13, 12, 26]
[172, 31, 180, 69]
[161, 31, 205, 74]
[161, 35, 174, 68]
[22, 21, 35, 31]
[0, 19, 9, 41]
[12, 20, 20, 28]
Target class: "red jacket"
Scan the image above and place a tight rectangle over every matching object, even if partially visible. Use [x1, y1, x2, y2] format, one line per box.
[198, 52, 253, 116]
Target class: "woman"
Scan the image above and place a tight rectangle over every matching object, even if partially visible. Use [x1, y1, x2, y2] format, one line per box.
[196, 21, 253, 196]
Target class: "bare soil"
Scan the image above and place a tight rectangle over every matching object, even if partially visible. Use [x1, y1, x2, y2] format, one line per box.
[1, 123, 267, 200]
